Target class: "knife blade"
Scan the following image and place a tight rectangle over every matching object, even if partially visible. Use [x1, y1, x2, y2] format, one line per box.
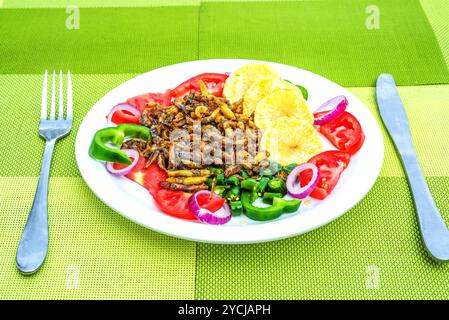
[377, 73, 449, 261]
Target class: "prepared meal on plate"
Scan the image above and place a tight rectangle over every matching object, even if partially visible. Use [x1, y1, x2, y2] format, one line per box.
[88, 63, 365, 224]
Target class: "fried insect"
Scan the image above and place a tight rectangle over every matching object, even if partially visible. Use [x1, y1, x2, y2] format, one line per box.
[165, 176, 209, 185]
[224, 165, 241, 178]
[159, 181, 209, 192]
[135, 91, 262, 192]
[167, 169, 211, 177]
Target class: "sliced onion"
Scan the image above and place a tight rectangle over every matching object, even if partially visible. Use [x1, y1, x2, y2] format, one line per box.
[107, 103, 141, 126]
[286, 163, 320, 199]
[188, 190, 231, 225]
[106, 149, 139, 176]
[313, 95, 348, 125]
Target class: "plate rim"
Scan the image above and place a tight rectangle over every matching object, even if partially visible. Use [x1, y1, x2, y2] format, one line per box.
[75, 58, 384, 244]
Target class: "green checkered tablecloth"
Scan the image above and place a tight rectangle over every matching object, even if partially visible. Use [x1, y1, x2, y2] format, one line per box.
[0, 0, 448, 300]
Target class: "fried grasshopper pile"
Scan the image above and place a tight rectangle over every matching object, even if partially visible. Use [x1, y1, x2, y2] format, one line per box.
[122, 91, 270, 192]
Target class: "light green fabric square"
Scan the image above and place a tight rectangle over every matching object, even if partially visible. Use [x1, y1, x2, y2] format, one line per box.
[0, 177, 196, 299]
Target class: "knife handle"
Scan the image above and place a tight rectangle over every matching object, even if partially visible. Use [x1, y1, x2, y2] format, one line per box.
[400, 146, 449, 261]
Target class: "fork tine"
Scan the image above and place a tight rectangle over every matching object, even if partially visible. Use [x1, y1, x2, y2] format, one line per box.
[66, 70, 73, 121]
[40, 70, 48, 120]
[49, 70, 56, 120]
[58, 70, 64, 120]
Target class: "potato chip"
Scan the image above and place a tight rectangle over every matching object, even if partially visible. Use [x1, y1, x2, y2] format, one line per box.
[254, 89, 313, 131]
[223, 63, 279, 104]
[261, 116, 322, 166]
[243, 79, 302, 116]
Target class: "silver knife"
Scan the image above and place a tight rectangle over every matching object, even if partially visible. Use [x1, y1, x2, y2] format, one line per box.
[376, 73, 449, 261]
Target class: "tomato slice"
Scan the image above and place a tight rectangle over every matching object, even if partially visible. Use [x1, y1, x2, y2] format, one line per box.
[196, 193, 225, 213]
[152, 189, 225, 220]
[110, 109, 140, 125]
[119, 154, 226, 220]
[154, 189, 196, 220]
[126, 157, 166, 195]
[124, 73, 228, 113]
[300, 150, 351, 200]
[126, 91, 172, 112]
[171, 73, 229, 98]
[125, 158, 196, 220]
[314, 111, 365, 155]
[152, 191, 225, 220]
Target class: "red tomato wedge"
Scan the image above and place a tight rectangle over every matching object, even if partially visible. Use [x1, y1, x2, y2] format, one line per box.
[125, 157, 166, 195]
[110, 109, 140, 125]
[196, 193, 226, 213]
[125, 158, 196, 220]
[124, 73, 228, 113]
[300, 151, 351, 200]
[126, 91, 172, 112]
[109, 73, 231, 220]
[171, 73, 228, 98]
[154, 189, 196, 220]
[112, 163, 226, 220]
[153, 190, 225, 220]
[314, 111, 365, 155]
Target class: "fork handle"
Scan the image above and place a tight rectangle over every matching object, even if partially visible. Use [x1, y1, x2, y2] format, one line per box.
[16, 139, 56, 274]
[401, 148, 449, 261]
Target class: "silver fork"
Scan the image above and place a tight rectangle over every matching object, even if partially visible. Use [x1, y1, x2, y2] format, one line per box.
[16, 70, 73, 274]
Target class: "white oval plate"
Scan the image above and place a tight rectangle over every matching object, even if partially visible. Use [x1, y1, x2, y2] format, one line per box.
[75, 59, 384, 244]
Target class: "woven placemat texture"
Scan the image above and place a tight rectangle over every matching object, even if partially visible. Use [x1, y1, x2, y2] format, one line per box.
[0, 74, 138, 177]
[199, 0, 449, 87]
[420, 0, 449, 69]
[0, 177, 196, 299]
[348, 85, 449, 178]
[0, 6, 198, 74]
[195, 82, 449, 299]
[0, 0, 448, 300]
[196, 178, 449, 299]
[1, 0, 320, 6]
[2, 0, 200, 7]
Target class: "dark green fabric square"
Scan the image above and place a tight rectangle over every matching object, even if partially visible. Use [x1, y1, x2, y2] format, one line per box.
[198, 0, 449, 86]
[0, 6, 198, 74]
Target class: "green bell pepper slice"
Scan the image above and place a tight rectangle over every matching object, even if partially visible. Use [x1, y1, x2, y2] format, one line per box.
[215, 173, 225, 185]
[225, 185, 241, 202]
[213, 185, 227, 198]
[205, 177, 214, 188]
[273, 197, 301, 213]
[259, 161, 282, 176]
[225, 175, 240, 186]
[230, 201, 243, 216]
[210, 168, 224, 176]
[281, 163, 298, 175]
[268, 178, 287, 195]
[240, 178, 260, 193]
[262, 192, 283, 204]
[241, 191, 301, 221]
[241, 191, 283, 221]
[240, 169, 249, 179]
[257, 177, 270, 197]
[88, 124, 150, 164]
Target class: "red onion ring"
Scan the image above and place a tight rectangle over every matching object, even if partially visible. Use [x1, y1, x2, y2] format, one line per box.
[188, 190, 231, 225]
[107, 103, 141, 126]
[313, 95, 348, 125]
[286, 163, 320, 199]
[106, 149, 139, 176]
